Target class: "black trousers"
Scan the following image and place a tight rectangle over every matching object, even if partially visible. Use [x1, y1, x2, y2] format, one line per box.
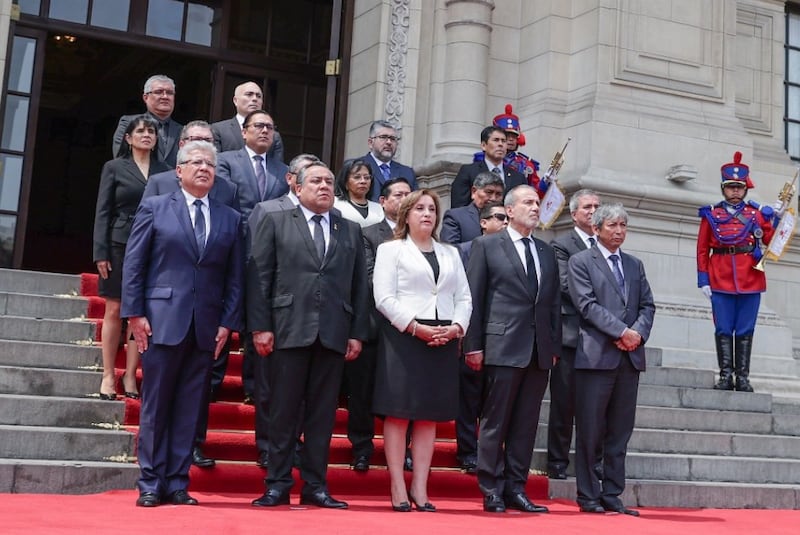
[342, 340, 377, 459]
[546, 345, 576, 470]
[455, 358, 483, 462]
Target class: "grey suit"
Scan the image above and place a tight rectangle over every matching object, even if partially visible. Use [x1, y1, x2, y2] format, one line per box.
[465, 229, 561, 498]
[567, 246, 655, 509]
[546, 229, 590, 474]
[246, 206, 369, 496]
[211, 117, 285, 163]
[112, 113, 182, 167]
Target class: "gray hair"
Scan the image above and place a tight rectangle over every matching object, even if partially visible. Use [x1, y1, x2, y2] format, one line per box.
[503, 184, 538, 207]
[591, 203, 628, 228]
[369, 120, 397, 137]
[296, 161, 331, 186]
[569, 189, 600, 213]
[289, 153, 321, 174]
[180, 120, 212, 139]
[177, 140, 217, 167]
[143, 74, 175, 94]
[472, 171, 504, 190]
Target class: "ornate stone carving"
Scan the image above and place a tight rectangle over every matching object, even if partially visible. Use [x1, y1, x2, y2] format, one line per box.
[385, 0, 410, 129]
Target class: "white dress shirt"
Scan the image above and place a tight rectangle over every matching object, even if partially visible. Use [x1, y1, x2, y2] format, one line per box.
[506, 226, 541, 282]
[299, 203, 330, 253]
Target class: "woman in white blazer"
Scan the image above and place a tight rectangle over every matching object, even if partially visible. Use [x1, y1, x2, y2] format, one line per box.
[372, 189, 472, 512]
[333, 158, 385, 227]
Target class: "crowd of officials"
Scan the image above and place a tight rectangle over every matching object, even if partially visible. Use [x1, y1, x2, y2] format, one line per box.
[92, 73, 775, 516]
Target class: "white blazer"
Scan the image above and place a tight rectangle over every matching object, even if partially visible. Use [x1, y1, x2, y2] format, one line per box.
[373, 237, 472, 333]
[333, 198, 385, 228]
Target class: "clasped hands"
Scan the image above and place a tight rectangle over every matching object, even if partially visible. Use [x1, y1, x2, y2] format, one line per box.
[409, 321, 462, 347]
[615, 327, 642, 352]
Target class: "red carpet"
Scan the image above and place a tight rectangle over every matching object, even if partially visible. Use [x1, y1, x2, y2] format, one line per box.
[80, 273, 547, 500]
[2, 491, 799, 535]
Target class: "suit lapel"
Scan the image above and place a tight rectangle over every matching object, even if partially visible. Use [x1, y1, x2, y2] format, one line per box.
[227, 119, 241, 144]
[170, 192, 201, 257]
[500, 231, 535, 301]
[122, 159, 147, 185]
[591, 248, 625, 301]
[291, 207, 322, 267]
[323, 213, 341, 268]
[204, 200, 223, 259]
[238, 148, 260, 200]
[404, 237, 436, 285]
[571, 230, 587, 252]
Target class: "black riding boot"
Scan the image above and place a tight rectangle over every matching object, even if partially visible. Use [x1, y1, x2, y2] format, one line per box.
[734, 335, 754, 392]
[713, 334, 734, 390]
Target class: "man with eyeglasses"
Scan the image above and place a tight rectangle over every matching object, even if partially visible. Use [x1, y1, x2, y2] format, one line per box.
[112, 74, 183, 167]
[360, 120, 417, 202]
[211, 81, 285, 163]
[441, 171, 505, 244]
[141, 120, 242, 470]
[546, 189, 601, 481]
[216, 109, 289, 407]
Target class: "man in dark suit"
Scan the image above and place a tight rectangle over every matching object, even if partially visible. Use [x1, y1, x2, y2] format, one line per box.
[346, 177, 412, 473]
[211, 81, 284, 163]
[441, 171, 504, 244]
[113, 74, 182, 167]
[450, 126, 527, 208]
[465, 185, 561, 514]
[546, 189, 601, 480]
[567, 203, 655, 517]
[247, 162, 369, 509]
[361, 120, 417, 201]
[122, 140, 244, 507]
[140, 120, 240, 469]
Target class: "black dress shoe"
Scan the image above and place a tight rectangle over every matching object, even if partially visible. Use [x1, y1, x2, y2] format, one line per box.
[99, 392, 117, 401]
[606, 506, 640, 517]
[459, 458, 477, 475]
[403, 451, 413, 472]
[504, 492, 548, 513]
[252, 489, 290, 507]
[408, 491, 436, 512]
[300, 490, 348, 509]
[352, 455, 370, 472]
[483, 494, 506, 513]
[547, 467, 567, 479]
[256, 450, 269, 469]
[192, 446, 216, 468]
[579, 502, 606, 513]
[243, 394, 255, 405]
[169, 490, 199, 505]
[136, 492, 160, 507]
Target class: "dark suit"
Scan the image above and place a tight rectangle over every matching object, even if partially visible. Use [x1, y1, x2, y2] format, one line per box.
[143, 169, 241, 212]
[122, 190, 244, 497]
[567, 246, 655, 510]
[465, 229, 561, 498]
[112, 113, 182, 167]
[441, 203, 482, 244]
[362, 153, 417, 202]
[211, 116, 285, 163]
[450, 161, 526, 209]
[547, 230, 590, 474]
[247, 206, 369, 496]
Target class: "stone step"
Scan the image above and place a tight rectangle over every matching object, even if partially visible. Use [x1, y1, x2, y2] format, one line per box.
[0, 394, 124, 428]
[0, 291, 89, 320]
[0, 268, 81, 296]
[547, 478, 800, 509]
[636, 384, 772, 412]
[0, 424, 135, 461]
[0, 365, 102, 398]
[0, 339, 100, 370]
[658, 346, 799, 377]
[0, 458, 138, 494]
[0, 315, 96, 344]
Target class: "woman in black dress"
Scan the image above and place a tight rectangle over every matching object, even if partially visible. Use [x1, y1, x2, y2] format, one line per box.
[372, 189, 472, 511]
[92, 115, 169, 400]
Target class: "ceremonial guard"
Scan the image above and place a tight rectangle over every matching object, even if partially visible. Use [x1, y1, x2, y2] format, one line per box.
[697, 152, 778, 392]
[473, 105, 547, 196]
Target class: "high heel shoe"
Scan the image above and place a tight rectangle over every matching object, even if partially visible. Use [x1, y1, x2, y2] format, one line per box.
[408, 491, 436, 512]
[119, 374, 140, 399]
[98, 392, 117, 401]
[392, 501, 412, 512]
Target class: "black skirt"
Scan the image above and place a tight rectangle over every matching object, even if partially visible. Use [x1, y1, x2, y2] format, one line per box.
[97, 242, 126, 299]
[372, 318, 459, 422]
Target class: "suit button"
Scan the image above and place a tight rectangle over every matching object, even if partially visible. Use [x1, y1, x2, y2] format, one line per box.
[431, 289, 437, 295]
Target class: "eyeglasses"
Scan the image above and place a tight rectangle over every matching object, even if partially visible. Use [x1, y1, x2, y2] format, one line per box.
[146, 89, 175, 97]
[183, 136, 214, 143]
[246, 122, 275, 131]
[482, 213, 508, 222]
[371, 134, 399, 142]
[179, 159, 216, 169]
[349, 173, 372, 182]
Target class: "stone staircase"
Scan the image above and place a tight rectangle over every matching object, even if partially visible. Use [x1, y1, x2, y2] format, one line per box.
[2, 267, 800, 507]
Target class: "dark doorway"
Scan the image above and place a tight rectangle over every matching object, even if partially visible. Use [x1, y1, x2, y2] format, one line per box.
[21, 34, 214, 273]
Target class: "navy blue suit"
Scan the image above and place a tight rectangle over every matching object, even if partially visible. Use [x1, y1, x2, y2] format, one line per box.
[441, 203, 482, 244]
[122, 190, 244, 497]
[143, 169, 241, 211]
[450, 161, 526, 209]
[362, 153, 417, 202]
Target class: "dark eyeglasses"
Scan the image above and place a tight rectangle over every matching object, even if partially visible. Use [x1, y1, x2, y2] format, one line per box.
[482, 213, 508, 222]
[246, 122, 275, 131]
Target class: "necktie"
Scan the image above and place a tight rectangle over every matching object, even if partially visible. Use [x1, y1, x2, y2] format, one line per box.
[253, 154, 267, 199]
[158, 121, 168, 158]
[193, 199, 206, 254]
[312, 214, 325, 261]
[379, 163, 391, 182]
[588, 236, 596, 247]
[491, 166, 502, 177]
[609, 254, 625, 292]
[521, 237, 539, 298]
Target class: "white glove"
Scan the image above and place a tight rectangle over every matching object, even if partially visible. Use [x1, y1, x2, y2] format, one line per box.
[773, 201, 786, 217]
[700, 285, 712, 300]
